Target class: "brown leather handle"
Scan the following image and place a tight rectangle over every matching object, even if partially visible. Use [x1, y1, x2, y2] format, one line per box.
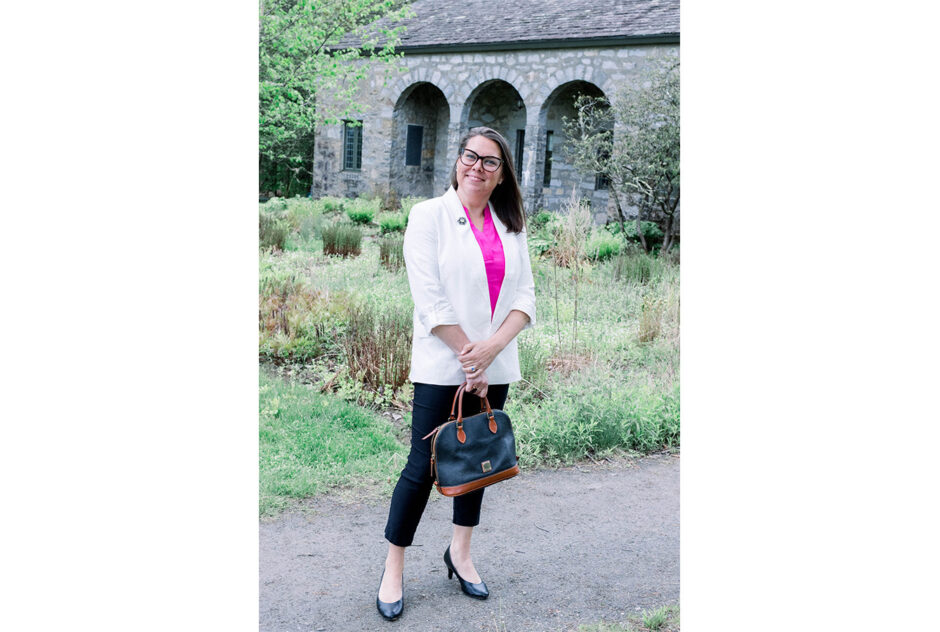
[451, 382, 494, 422]
[423, 383, 496, 442]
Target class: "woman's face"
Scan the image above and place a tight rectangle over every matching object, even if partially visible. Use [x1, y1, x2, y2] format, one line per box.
[455, 135, 504, 200]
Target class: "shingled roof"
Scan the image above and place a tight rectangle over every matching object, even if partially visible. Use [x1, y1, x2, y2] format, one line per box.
[341, 0, 679, 52]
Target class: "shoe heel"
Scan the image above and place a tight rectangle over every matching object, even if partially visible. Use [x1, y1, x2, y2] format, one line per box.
[447, 568, 453, 580]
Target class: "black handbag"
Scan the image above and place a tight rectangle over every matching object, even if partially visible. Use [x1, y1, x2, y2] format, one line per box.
[422, 383, 520, 497]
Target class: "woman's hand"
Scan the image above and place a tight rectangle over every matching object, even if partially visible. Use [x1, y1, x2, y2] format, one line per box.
[464, 370, 489, 400]
[458, 339, 502, 380]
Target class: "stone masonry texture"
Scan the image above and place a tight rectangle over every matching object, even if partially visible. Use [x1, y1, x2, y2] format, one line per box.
[315, 0, 679, 225]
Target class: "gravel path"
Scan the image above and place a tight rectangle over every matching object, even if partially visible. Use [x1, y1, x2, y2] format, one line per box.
[260, 454, 679, 632]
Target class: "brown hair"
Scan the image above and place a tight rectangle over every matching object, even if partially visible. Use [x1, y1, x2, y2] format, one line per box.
[450, 127, 526, 233]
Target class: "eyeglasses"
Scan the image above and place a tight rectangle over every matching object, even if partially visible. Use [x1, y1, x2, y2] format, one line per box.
[458, 148, 503, 172]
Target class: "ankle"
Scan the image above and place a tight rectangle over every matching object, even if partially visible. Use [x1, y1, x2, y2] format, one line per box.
[450, 542, 472, 561]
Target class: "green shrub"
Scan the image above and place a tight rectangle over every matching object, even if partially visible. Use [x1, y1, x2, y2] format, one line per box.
[610, 220, 665, 246]
[345, 197, 379, 224]
[379, 235, 405, 271]
[320, 196, 346, 213]
[586, 230, 622, 261]
[528, 209, 554, 231]
[259, 206, 289, 251]
[507, 374, 680, 466]
[322, 222, 362, 257]
[527, 234, 554, 258]
[528, 212, 565, 258]
[347, 208, 374, 225]
[378, 212, 407, 233]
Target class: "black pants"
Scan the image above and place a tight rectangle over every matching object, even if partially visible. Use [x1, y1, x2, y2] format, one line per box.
[384, 382, 509, 547]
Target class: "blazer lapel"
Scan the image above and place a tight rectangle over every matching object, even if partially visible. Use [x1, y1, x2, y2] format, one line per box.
[443, 186, 487, 284]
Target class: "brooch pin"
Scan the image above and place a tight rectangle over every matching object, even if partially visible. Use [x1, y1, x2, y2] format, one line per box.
[457, 217, 467, 225]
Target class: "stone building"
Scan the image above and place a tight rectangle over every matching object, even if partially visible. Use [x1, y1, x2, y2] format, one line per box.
[312, 0, 679, 223]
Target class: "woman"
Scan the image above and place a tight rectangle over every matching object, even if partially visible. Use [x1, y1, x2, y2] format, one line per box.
[376, 127, 536, 621]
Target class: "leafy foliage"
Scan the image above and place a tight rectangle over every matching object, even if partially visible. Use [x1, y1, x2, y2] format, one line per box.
[528, 209, 554, 232]
[378, 212, 407, 233]
[320, 196, 347, 213]
[507, 372, 680, 465]
[259, 0, 413, 194]
[608, 219, 665, 247]
[585, 229, 622, 261]
[345, 197, 379, 224]
[259, 195, 680, 514]
[564, 59, 679, 252]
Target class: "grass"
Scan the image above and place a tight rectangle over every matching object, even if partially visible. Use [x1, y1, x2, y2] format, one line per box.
[378, 234, 405, 271]
[378, 212, 407, 233]
[259, 195, 679, 512]
[586, 228, 623, 260]
[259, 204, 289, 251]
[321, 222, 362, 257]
[579, 604, 680, 632]
[259, 369, 408, 517]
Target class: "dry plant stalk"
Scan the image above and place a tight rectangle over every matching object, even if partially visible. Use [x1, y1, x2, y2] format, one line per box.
[551, 191, 592, 351]
[638, 293, 664, 343]
[343, 304, 412, 392]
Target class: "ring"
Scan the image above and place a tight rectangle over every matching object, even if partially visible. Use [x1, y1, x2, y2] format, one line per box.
[470, 366, 476, 373]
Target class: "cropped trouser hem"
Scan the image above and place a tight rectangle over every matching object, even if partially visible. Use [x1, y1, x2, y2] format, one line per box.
[383, 382, 509, 547]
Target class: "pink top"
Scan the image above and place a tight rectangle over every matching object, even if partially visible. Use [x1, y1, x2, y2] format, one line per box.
[463, 205, 505, 319]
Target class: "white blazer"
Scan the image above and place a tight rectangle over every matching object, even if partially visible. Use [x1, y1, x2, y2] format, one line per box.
[403, 187, 537, 385]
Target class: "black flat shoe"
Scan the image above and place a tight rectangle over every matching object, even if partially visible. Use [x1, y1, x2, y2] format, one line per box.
[376, 570, 403, 621]
[443, 546, 489, 600]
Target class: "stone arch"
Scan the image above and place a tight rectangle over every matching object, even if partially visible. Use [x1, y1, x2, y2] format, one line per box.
[390, 81, 451, 199]
[536, 79, 611, 214]
[531, 67, 612, 113]
[390, 66, 458, 107]
[461, 79, 529, 180]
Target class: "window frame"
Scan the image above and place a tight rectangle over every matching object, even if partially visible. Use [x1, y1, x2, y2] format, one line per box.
[405, 124, 423, 167]
[515, 129, 525, 177]
[543, 130, 554, 187]
[343, 120, 363, 171]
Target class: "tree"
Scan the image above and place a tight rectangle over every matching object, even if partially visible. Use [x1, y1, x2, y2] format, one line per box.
[563, 60, 680, 253]
[259, 0, 413, 196]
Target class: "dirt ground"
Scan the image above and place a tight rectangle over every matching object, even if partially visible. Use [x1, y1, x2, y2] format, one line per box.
[260, 454, 679, 632]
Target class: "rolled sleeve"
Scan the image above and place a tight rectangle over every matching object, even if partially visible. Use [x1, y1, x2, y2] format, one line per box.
[509, 230, 537, 330]
[403, 204, 459, 337]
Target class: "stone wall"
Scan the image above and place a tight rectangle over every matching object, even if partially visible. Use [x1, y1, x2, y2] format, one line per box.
[390, 82, 449, 199]
[312, 42, 678, 228]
